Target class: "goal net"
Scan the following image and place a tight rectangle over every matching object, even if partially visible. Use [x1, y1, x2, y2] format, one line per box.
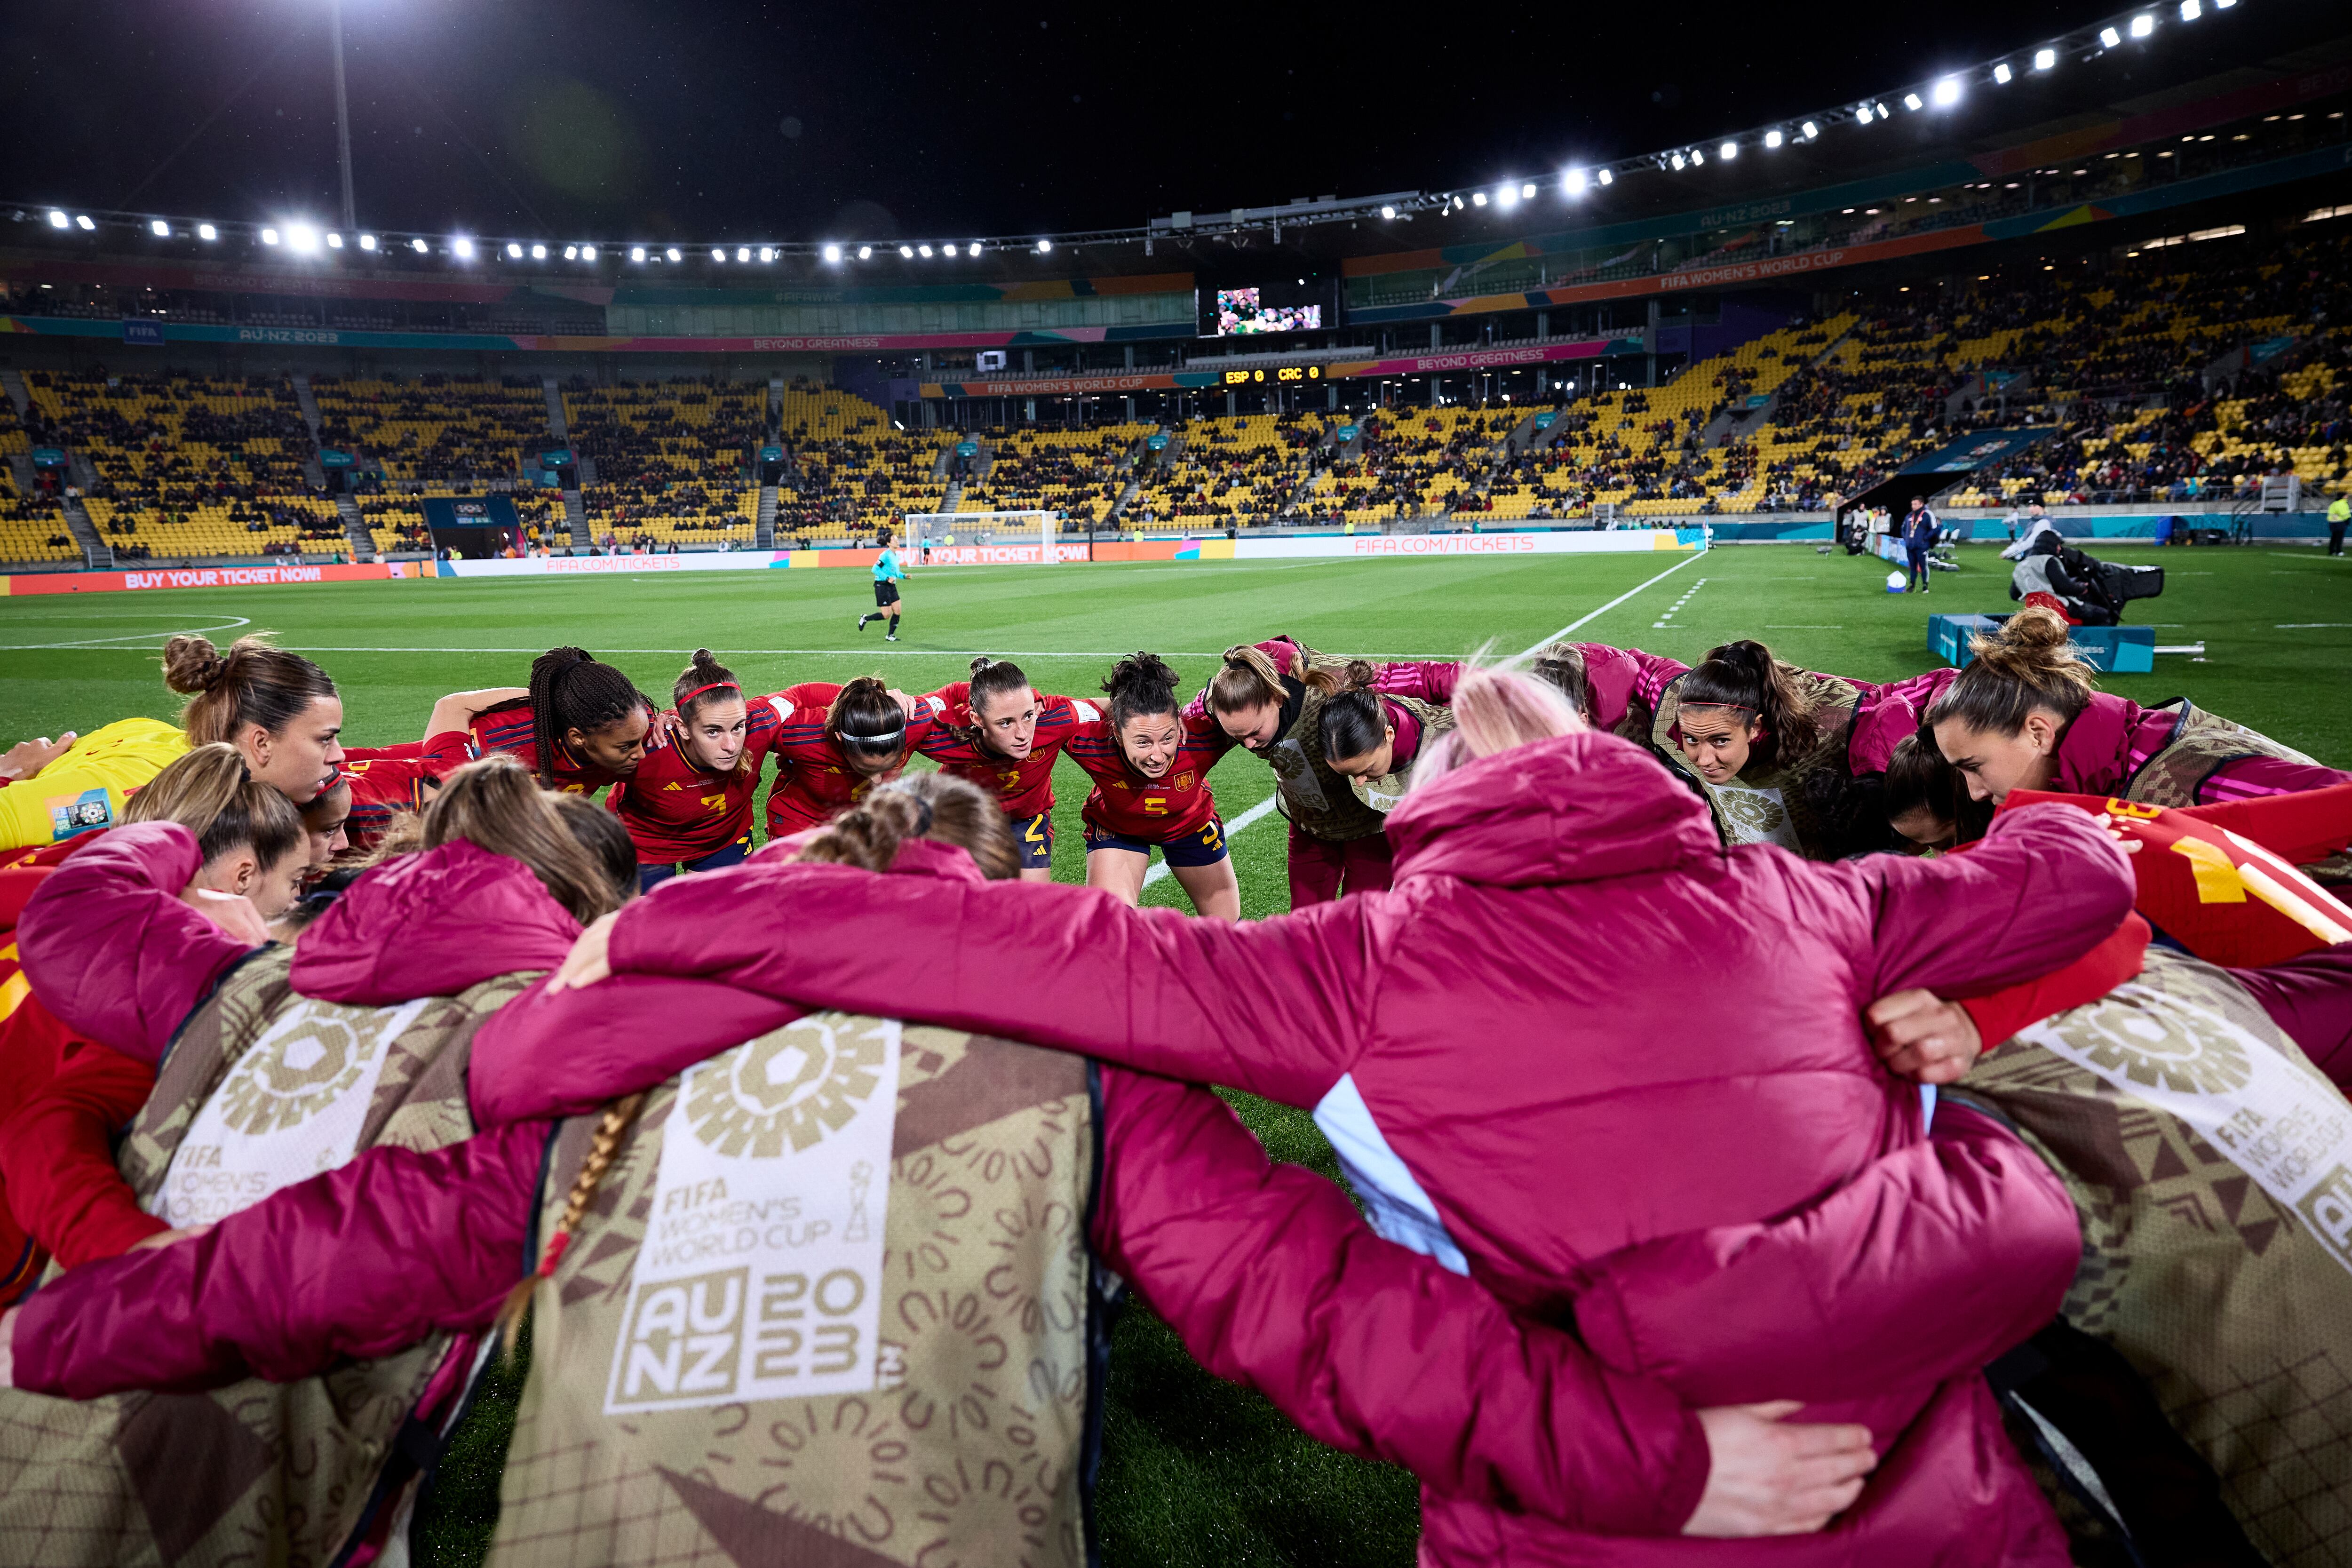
[899, 510, 1058, 563]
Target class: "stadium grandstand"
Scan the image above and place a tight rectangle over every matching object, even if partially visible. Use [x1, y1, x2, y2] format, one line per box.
[5, 16, 2349, 571]
[12, 4, 2352, 1568]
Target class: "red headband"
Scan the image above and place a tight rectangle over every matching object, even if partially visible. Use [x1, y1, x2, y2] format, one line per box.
[677, 681, 739, 705]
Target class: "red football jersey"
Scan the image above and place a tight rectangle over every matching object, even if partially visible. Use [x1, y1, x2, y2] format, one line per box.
[612, 699, 785, 862]
[764, 683, 940, 837]
[468, 699, 661, 795]
[1066, 711, 1226, 840]
[341, 730, 473, 849]
[915, 682, 1101, 818]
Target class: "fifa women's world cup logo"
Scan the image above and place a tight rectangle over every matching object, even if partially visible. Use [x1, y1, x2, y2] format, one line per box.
[683, 1016, 889, 1158]
[2073, 989, 2254, 1097]
[216, 1012, 375, 1135]
[1714, 786, 1789, 843]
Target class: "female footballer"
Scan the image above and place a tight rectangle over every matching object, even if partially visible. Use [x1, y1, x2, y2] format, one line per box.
[467, 647, 658, 795]
[1068, 653, 1238, 920]
[763, 676, 938, 837]
[915, 656, 1100, 883]
[611, 650, 783, 890]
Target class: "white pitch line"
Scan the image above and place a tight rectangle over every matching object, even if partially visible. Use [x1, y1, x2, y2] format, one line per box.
[1145, 552, 1705, 890]
[1515, 553, 1706, 657]
[1143, 793, 1282, 887]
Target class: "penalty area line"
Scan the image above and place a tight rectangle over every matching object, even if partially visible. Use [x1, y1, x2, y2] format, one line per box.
[1146, 551, 1704, 891]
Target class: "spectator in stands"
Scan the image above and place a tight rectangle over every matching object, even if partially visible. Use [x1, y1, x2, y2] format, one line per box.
[2330, 490, 2349, 558]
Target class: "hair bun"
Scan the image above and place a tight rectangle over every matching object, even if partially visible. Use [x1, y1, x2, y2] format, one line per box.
[161, 634, 228, 694]
[970, 655, 994, 677]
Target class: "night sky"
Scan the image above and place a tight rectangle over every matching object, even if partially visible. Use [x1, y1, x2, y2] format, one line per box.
[1, 0, 2337, 246]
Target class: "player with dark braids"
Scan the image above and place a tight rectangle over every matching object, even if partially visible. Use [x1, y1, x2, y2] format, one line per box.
[468, 647, 658, 795]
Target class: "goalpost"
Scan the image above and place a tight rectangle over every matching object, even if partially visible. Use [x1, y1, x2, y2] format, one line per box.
[900, 510, 1059, 564]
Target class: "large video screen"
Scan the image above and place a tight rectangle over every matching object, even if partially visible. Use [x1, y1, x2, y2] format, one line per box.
[1216, 287, 1321, 336]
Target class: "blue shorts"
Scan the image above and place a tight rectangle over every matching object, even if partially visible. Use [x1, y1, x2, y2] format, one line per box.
[1011, 811, 1054, 870]
[638, 833, 751, 892]
[1084, 817, 1228, 868]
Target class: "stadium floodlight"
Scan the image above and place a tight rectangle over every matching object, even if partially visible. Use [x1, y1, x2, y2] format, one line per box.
[452, 237, 475, 259]
[943, 242, 959, 256]
[1764, 129, 1783, 148]
[46, 210, 67, 229]
[2034, 46, 2057, 68]
[261, 226, 282, 245]
[1993, 61, 2013, 82]
[1691, 147, 1705, 165]
[198, 223, 218, 240]
[326, 232, 344, 248]
[665, 247, 681, 261]
[969, 241, 984, 254]
[1597, 168, 1613, 185]
[2130, 13, 2154, 35]
[1669, 151, 1686, 169]
[358, 233, 377, 251]
[580, 245, 596, 260]
[1932, 76, 1962, 106]
[1902, 92, 1924, 111]
[2179, 0, 2199, 16]
[410, 237, 428, 253]
[1854, 104, 1873, 124]
[75, 215, 95, 231]
[1453, 194, 1466, 208]
[1037, 238, 1053, 252]
[1520, 182, 1536, 199]
[1719, 140, 1738, 159]
[1380, 203, 1397, 217]
[1801, 120, 1819, 139]
[759, 246, 775, 263]
[629, 246, 646, 262]
[1496, 184, 1518, 207]
[857, 245, 872, 259]
[149, 219, 169, 237]
[710, 247, 725, 262]
[899, 244, 914, 258]
[2099, 25, 2122, 45]
[822, 243, 842, 263]
[918, 243, 934, 256]
[1471, 191, 1487, 206]
[564, 244, 578, 260]
[529, 242, 546, 259]
[735, 246, 750, 262]
[2214, 0, 2234, 8]
[1562, 169, 1586, 196]
[505, 242, 524, 259]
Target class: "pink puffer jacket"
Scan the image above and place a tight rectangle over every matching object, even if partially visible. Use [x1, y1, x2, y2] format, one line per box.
[5, 833, 1712, 1535]
[16, 821, 582, 1070]
[15, 823, 2091, 1556]
[1847, 668, 1959, 778]
[597, 732, 2137, 1564]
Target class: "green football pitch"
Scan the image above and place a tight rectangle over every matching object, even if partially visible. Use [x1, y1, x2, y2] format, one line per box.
[3, 542, 2348, 1564]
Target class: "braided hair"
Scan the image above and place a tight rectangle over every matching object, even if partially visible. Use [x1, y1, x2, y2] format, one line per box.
[494, 1092, 648, 1359]
[524, 647, 647, 788]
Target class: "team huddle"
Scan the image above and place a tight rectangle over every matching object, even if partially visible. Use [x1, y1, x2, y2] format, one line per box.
[0, 605, 2347, 1565]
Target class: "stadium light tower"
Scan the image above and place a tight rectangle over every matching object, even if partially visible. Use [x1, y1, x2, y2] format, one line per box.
[329, 0, 358, 231]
